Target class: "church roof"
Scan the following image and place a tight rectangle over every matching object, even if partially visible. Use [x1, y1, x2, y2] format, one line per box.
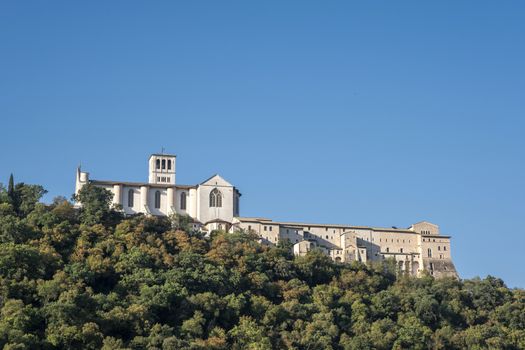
[90, 179, 196, 189]
[149, 153, 177, 158]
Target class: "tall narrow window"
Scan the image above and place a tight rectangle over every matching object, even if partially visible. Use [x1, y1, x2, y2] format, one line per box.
[156, 159, 160, 169]
[180, 192, 186, 210]
[155, 190, 161, 209]
[428, 248, 432, 258]
[209, 188, 222, 207]
[162, 159, 166, 169]
[128, 189, 134, 207]
[167, 160, 172, 170]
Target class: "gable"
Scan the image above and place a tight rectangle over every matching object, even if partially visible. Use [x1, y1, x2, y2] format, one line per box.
[200, 174, 233, 187]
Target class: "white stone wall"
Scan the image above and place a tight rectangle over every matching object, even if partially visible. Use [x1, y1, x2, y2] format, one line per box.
[148, 187, 168, 216]
[148, 155, 176, 185]
[121, 186, 142, 215]
[197, 175, 236, 224]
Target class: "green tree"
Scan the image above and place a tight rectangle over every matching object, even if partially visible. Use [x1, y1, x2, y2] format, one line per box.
[7, 174, 14, 203]
[229, 316, 272, 350]
[73, 184, 114, 226]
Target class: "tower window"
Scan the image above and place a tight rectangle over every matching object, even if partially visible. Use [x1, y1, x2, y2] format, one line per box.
[156, 159, 160, 169]
[128, 189, 134, 207]
[162, 159, 166, 169]
[444, 246, 447, 251]
[428, 248, 432, 258]
[209, 188, 222, 207]
[167, 160, 172, 170]
[180, 192, 187, 210]
[155, 190, 161, 209]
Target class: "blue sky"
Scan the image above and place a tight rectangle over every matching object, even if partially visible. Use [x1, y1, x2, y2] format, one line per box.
[1, 1, 524, 287]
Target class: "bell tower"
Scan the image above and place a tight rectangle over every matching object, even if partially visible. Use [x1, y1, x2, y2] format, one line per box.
[148, 154, 176, 185]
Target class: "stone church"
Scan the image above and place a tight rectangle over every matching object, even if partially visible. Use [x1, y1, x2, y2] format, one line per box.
[75, 153, 458, 278]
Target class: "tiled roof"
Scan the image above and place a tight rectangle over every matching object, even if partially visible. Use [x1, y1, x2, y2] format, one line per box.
[90, 179, 196, 189]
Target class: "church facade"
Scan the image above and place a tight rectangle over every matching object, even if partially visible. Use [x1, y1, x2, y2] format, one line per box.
[75, 153, 458, 278]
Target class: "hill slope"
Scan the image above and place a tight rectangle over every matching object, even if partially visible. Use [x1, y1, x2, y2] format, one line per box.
[0, 181, 523, 349]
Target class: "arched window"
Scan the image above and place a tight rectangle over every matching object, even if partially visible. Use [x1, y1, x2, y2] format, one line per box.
[180, 192, 186, 210]
[162, 159, 166, 169]
[128, 189, 134, 207]
[209, 188, 222, 207]
[156, 159, 160, 169]
[428, 248, 432, 258]
[167, 160, 172, 170]
[155, 190, 161, 209]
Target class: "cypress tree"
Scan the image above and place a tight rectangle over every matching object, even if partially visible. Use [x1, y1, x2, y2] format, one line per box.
[7, 173, 14, 201]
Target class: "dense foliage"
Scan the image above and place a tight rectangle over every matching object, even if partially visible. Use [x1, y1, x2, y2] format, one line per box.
[0, 178, 524, 349]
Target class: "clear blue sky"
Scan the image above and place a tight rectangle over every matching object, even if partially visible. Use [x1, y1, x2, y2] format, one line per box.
[1, 1, 524, 287]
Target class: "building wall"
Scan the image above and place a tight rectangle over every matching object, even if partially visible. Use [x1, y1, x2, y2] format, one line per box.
[121, 186, 142, 215]
[235, 218, 457, 278]
[197, 176, 236, 224]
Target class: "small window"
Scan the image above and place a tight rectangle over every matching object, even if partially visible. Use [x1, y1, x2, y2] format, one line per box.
[400, 248, 403, 253]
[264, 226, 267, 231]
[155, 190, 161, 209]
[325, 227, 328, 231]
[162, 159, 166, 169]
[209, 188, 222, 207]
[326, 235, 328, 239]
[167, 160, 172, 170]
[386, 247, 389, 253]
[156, 159, 160, 169]
[180, 192, 187, 210]
[428, 248, 432, 258]
[128, 189, 134, 207]
[438, 246, 441, 251]
[269, 227, 272, 231]
[167, 177, 170, 182]
[444, 246, 447, 251]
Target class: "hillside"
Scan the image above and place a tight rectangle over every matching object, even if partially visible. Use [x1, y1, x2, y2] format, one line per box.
[0, 180, 524, 350]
